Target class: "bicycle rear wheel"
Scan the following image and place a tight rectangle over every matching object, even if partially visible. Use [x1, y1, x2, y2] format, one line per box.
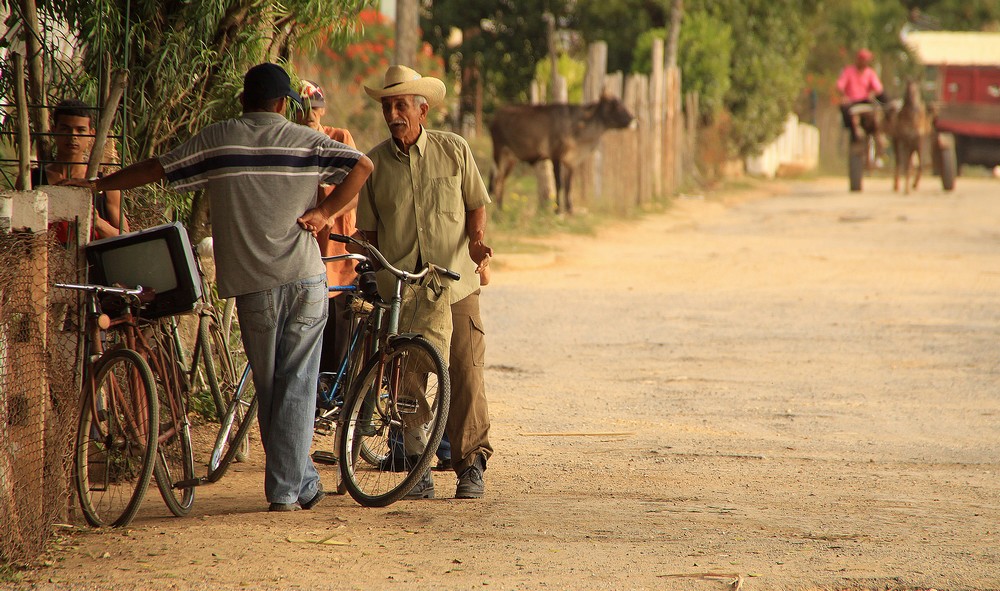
[75, 349, 158, 527]
[207, 364, 257, 483]
[142, 322, 196, 517]
[339, 336, 450, 507]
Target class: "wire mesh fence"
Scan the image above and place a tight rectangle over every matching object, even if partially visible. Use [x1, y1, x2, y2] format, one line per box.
[0, 224, 83, 566]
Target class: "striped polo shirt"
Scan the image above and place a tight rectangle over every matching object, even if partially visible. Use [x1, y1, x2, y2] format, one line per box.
[159, 112, 364, 298]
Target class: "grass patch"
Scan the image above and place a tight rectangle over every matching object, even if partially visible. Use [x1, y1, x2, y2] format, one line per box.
[0, 564, 24, 584]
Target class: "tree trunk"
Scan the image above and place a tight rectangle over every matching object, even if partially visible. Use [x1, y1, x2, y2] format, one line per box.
[395, 0, 419, 67]
[665, 0, 683, 68]
[19, 0, 48, 166]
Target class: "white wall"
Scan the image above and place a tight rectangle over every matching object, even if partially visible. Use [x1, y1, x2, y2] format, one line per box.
[746, 114, 820, 178]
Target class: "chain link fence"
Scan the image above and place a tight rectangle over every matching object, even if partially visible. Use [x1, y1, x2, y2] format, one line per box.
[1, 223, 84, 566]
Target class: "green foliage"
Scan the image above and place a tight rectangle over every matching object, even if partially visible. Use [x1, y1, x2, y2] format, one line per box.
[571, 0, 809, 157]
[632, 11, 732, 123]
[533, 54, 587, 103]
[572, 0, 666, 74]
[69, 0, 377, 160]
[188, 388, 219, 423]
[677, 12, 732, 122]
[692, 0, 812, 158]
[2, 0, 376, 227]
[421, 0, 574, 111]
[912, 0, 1000, 30]
[0, 564, 23, 584]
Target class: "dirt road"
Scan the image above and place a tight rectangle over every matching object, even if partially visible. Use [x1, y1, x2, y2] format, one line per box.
[13, 176, 1000, 591]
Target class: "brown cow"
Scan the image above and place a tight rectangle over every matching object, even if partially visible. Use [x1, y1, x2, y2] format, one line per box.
[489, 94, 634, 214]
[886, 80, 931, 194]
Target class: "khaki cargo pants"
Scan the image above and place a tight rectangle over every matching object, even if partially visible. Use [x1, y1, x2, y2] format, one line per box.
[447, 290, 493, 473]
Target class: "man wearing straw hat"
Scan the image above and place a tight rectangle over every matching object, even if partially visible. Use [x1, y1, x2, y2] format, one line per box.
[359, 65, 494, 499]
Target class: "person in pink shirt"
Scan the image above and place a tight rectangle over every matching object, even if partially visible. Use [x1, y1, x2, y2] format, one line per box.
[837, 48, 889, 140]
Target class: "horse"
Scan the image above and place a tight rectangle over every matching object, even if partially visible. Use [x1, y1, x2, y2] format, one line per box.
[886, 81, 931, 194]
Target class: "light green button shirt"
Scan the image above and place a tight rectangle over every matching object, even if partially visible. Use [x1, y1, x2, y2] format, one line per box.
[358, 127, 491, 304]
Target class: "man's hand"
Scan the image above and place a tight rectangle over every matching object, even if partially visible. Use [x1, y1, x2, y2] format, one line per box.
[469, 240, 494, 275]
[297, 208, 328, 237]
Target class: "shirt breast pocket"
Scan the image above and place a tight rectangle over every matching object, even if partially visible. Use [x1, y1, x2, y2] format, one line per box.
[430, 175, 463, 216]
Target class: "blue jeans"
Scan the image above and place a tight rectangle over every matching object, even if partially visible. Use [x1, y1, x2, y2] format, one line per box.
[236, 273, 327, 505]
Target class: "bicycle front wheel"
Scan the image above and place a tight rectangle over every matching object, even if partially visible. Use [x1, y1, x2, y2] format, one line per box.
[339, 336, 450, 507]
[206, 364, 257, 483]
[75, 349, 158, 527]
[205, 308, 252, 462]
[151, 362, 196, 516]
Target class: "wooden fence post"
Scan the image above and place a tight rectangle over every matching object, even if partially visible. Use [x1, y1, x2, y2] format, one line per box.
[663, 65, 681, 195]
[530, 80, 558, 213]
[673, 67, 685, 190]
[685, 90, 700, 184]
[579, 41, 608, 213]
[629, 73, 651, 206]
[650, 39, 665, 199]
[598, 72, 624, 212]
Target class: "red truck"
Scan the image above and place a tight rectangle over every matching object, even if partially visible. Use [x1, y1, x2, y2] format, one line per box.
[906, 31, 1000, 186]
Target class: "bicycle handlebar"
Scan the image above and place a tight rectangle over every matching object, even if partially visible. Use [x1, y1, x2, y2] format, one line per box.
[321, 253, 369, 265]
[55, 282, 145, 297]
[328, 233, 461, 283]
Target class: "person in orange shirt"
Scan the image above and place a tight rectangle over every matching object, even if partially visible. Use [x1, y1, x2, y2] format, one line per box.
[297, 80, 359, 384]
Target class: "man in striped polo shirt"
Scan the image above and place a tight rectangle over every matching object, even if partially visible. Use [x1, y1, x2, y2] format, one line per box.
[80, 62, 373, 512]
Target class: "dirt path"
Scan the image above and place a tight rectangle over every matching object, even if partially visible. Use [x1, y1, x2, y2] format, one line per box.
[12, 176, 1000, 591]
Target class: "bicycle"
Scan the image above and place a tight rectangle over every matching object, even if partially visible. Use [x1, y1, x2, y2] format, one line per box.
[330, 233, 458, 507]
[183, 237, 457, 508]
[140, 279, 254, 516]
[62, 269, 250, 522]
[201, 253, 374, 487]
[55, 282, 159, 527]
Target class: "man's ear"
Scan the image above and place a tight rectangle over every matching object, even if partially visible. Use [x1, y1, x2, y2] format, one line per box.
[419, 103, 429, 120]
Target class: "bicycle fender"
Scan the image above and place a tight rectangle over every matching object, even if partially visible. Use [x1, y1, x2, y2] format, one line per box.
[389, 332, 424, 345]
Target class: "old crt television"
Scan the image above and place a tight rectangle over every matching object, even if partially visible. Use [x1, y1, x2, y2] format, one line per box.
[86, 221, 203, 319]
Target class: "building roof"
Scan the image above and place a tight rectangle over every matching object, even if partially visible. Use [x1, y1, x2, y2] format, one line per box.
[905, 31, 1000, 67]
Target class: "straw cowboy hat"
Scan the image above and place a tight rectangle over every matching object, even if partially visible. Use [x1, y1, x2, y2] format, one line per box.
[364, 65, 446, 107]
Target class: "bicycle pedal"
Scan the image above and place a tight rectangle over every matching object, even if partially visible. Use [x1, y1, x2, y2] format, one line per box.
[396, 398, 419, 413]
[314, 418, 335, 434]
[312, 450, 338, 465]
[173, 477, 206, 489]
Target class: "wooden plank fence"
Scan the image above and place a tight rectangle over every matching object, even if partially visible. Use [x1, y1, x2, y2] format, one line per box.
[575, 39, 685, 214]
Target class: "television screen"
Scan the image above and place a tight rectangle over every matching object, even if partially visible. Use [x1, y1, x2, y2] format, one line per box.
[99, 237, 179, 294]
[86, 221, 203, 319]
